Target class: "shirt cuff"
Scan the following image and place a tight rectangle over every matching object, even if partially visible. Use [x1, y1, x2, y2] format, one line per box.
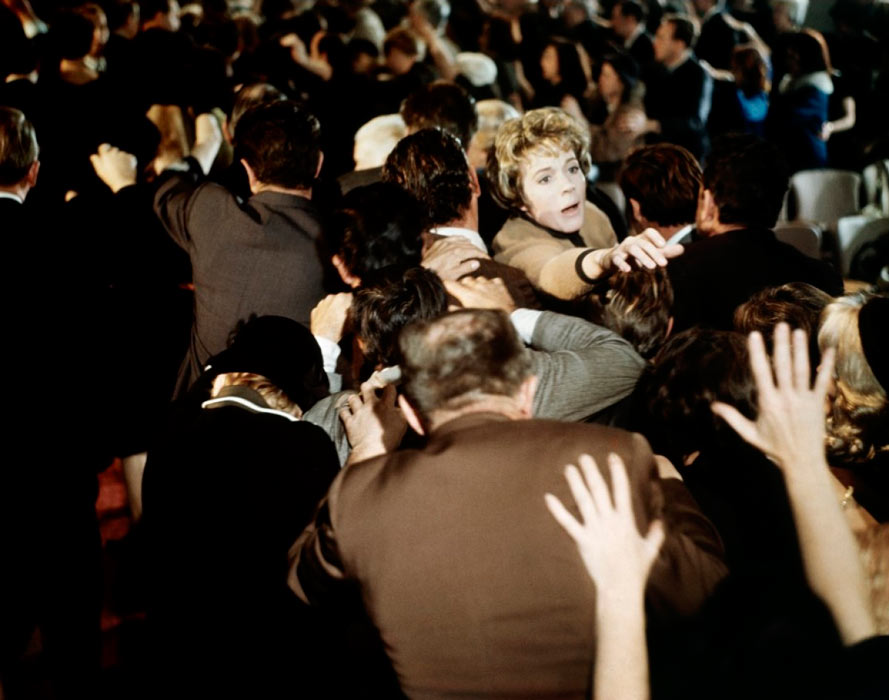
[314, 335, 342, 373]
[510, 308, 543, 345]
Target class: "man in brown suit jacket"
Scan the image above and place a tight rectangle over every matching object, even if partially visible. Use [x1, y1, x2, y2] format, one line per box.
[289, 309, 727, 698]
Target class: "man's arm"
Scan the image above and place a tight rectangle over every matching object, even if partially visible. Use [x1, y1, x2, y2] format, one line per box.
[152, 112, 224, 249]
[527, 310, 647, 422]
[287, 486, 349, 605]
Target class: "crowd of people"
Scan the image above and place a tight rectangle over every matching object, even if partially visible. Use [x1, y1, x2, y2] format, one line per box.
[1, 0, 888, 698]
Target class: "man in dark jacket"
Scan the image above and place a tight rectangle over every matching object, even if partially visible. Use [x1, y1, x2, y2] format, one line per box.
[668, 134, 844, 332]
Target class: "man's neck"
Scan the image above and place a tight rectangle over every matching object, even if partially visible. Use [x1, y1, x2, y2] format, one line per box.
[0, 185, 27, 203]
[427, 397, 528, 433]
[701, 222, 746, 237]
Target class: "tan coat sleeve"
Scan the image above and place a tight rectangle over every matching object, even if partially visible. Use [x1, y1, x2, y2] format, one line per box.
[492, 204, 617, 300]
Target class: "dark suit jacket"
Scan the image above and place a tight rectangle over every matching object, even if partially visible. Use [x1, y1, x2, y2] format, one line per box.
[154, 162, 328, 395]
[667, 226, 844, 332]
[695, 10, 744, 71]
[644, 55, 713, 159]
[290, 414, 727, 698]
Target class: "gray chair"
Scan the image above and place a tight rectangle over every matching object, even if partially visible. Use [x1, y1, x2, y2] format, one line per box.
[836, 216, 889, 277]
[789, 169, 861, 232]
[774, 221, 823, 259]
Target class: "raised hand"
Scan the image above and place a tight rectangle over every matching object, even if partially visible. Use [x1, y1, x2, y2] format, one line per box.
[711, 323, 835, 472]
[90, 143, 137, 193]
[545, 453, 664, 601]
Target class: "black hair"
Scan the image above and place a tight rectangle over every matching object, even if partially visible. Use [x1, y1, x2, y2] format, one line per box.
[383, 128, 472, 228]
[400, 80, 478, 148]
[329, 182, 425, 282]
[702, 134, 789, 229]
[234, 101, 321, 190]
[353, 266, 448, 368]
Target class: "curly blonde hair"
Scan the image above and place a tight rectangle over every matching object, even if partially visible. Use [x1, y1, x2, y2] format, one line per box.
[487, 107, 591, 213]
[818, 294, 888, 464]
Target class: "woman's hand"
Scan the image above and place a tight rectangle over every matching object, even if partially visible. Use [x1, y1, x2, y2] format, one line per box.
[603, 228, 684, 273]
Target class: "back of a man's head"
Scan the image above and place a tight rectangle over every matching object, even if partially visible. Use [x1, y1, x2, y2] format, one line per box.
[383, 128, 473, 228]
[234, 100, 321, 190]
[329, 182, 425, 284]
[353, 266, 448, 369]
[400, 80, 478, 150]
[228, 83, 286, 137]
[0, 107, 38, 186]
[603, 267, 674, 359]
[703, 134, 789, 230]
[399, 309, 531, 420]
[619, 144, 701, 229]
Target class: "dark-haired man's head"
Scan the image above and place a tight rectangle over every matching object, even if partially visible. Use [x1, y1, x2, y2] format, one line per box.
[611, 1, 646, 41]
[140, 0, 180, 31]
[329, 182, 425, 288]
[106, 1, 140, 38]
[697, 134, 789, 235]
[0, 107, 39, 199]
[602, 267, 674, 359]
[353, 266, 448, 369]
[227, 83, 286, 139]
[619, 144, 701, 234]
[398, 309, 534, 432]
[633, 328, 755, 464]
[653, 14, 696, 67]
[234, 100, 322, 194]
[400, 80, 478, 150]
[383, 128, 479, 230]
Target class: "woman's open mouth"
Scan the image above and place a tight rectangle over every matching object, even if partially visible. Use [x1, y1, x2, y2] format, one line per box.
[561, 202, 580, 215]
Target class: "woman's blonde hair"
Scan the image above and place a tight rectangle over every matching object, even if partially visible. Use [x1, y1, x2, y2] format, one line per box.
[487, 107, 591, 212]
[211, 372, 303, 418]
[818, 294, 888, 463]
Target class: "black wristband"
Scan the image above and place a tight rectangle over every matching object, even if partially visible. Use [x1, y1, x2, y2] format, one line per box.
[575, 248, 600, 284]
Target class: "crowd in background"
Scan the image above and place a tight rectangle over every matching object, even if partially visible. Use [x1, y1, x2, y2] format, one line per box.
[1, 0, 888, 698]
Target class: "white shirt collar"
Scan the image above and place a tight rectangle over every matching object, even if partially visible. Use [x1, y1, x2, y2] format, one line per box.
[665, 223, 694, 247]
[0, 191, 24, 204]
[624, 24, 645, 49]
[429, 226, 489, 254]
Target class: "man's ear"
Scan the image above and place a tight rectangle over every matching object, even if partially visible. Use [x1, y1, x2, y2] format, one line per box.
[26, 160, 40, 188]
[629, 197, 645, 228]
[467, 162, 481, 197]
[241, 158, 259, 194]
[332, 253, 361, 288]
[398, 394, 426, 436]
[516, 375, 538, 418]
[315, 151, 324, 179]
[697, 187, 719, 234]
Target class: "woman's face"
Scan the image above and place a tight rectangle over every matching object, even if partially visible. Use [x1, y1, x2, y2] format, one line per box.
[598, 61, 623, 101]
[540, 45, 560, 83]
[519, 146, 586, 232]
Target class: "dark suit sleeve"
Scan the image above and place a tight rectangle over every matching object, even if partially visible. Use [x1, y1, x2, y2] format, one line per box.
[152, 157, 206, 250]
[646, 476, 728, 618]
[287, 472, 350, 605]
[658, 63, 713, 145]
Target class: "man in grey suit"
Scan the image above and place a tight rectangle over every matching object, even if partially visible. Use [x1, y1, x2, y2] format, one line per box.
[153, 101, 329, 395]
[290, 309, 727, 698]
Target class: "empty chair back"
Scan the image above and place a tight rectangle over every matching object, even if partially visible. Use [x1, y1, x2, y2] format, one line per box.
[789, 169, 862, 232]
